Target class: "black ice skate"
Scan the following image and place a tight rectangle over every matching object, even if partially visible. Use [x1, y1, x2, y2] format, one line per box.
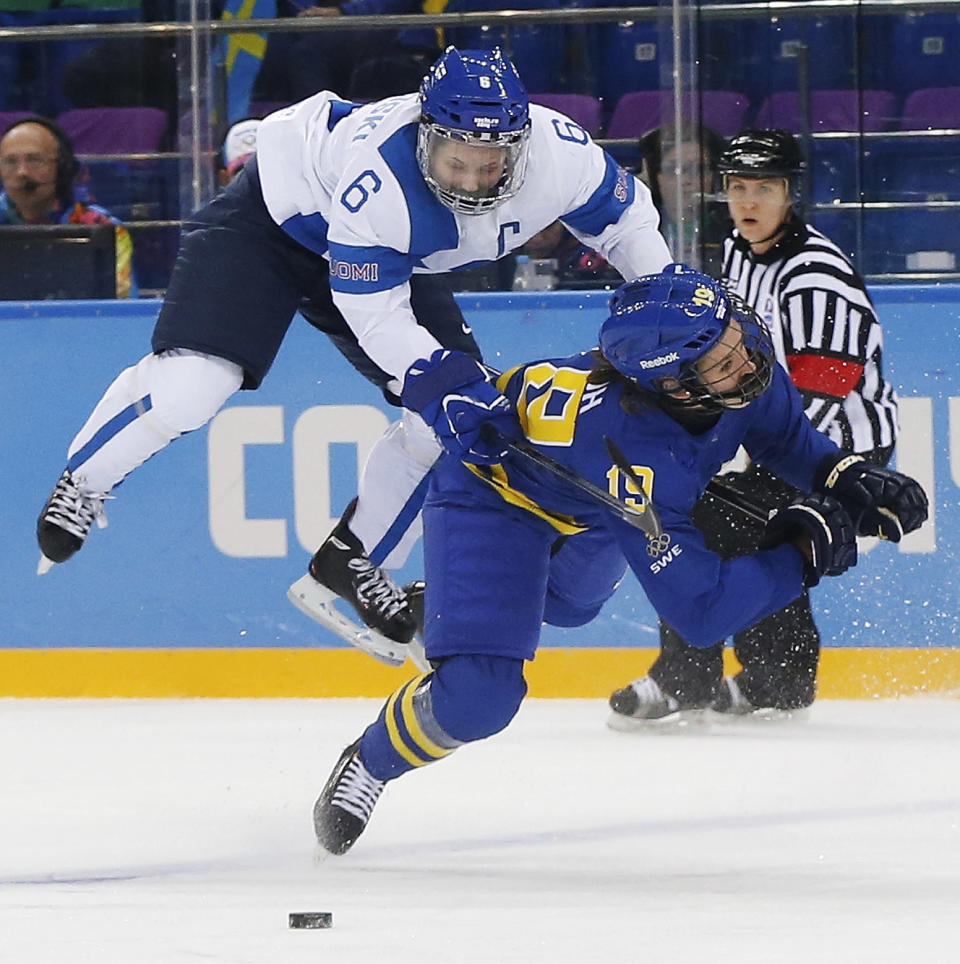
[710, 676, 756, 716]
[36, 469, 108, 574]
[314, 740, 385, 857]
[606, 675, 705, 730]
[710, 677, 808, 721]
[287, 499, 416, 667]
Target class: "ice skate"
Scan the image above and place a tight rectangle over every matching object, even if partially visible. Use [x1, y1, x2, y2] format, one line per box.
[607, 676, 708, 731]
[313, 740, 385, 857]
[287, 499, 416, 667]
[36, 469, 109, 574]
[711, 676, 810, 722]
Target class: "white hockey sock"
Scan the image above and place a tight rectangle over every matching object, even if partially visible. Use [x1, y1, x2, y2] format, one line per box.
[350, 409, 440, 569]
[66, 349, 244, 494]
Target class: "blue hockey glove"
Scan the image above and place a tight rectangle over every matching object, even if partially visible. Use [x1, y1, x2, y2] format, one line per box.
[401, 349, 519, 465]
[760, 492, 857, 588]
[815, 454, 928, 542]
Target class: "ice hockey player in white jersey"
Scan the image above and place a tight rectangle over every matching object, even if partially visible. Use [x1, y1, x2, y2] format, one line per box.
[37, 46, 671, 653]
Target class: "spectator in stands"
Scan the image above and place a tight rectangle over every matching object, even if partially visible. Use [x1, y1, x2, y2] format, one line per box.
[216, 117, 261, 187]
[0, 116, 136, 297]
[638, 125, 727, 276]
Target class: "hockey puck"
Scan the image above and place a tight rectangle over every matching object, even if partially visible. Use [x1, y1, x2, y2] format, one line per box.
[289, 912, 333, 929]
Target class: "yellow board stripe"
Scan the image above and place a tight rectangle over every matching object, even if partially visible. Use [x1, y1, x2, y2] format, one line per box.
[384, 676, 432, 768]
[0, 648, 957, 700]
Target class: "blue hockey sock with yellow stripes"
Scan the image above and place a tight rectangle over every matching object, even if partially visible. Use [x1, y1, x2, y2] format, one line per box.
[358, 655, 527, 781]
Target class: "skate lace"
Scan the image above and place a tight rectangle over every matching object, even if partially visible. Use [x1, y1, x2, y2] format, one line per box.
[43, 473, 108, 539]
[331, 754, 385, 823]
[347, 557, 408, 619]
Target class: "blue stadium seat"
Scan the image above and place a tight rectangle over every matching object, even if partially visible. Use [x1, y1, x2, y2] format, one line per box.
[864, 207, 959, 275]
[25, 9, 143, 116]
[594, 18, 661, 105]
[861, 13, 960, 95]
[810, 209, 859, 263]
[740, 14, 859, 103]
[808, 140, 861, 205]
[443, 0, 565, 95]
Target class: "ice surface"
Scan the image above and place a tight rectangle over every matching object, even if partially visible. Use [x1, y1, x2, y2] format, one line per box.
[1, 697, 958, 963]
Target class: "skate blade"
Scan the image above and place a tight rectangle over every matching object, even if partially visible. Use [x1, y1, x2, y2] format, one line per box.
[287, 574, 407, 668]
[408, 635, 431, 673]
[37, 555, 55, 576]
[709, 705, 811, 725]
[606, 707, 710, 733]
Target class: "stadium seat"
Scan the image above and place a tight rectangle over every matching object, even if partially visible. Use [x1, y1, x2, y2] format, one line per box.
[0, 111, 34, 133]
[443, 0, 565, 95]
[753, 90, 897, 133]
[529, 93, 603, 136]
[740, 14, 859, 103]
[57, 107, 174, 221]
[899, 87, 960, 130]
[58, 107, 169, 155]
[594, 19, 661, 105]
[605, 90, 749, 139]
[861, 13, 960, 95]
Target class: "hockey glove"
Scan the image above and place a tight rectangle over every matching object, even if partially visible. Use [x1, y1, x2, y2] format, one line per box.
[760, 492, 857, 588]
[401, 349, 519, 465]
[815, 453, 928, 542]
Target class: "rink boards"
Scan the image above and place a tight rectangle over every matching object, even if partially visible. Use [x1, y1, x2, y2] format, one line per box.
[1, 286, 958, 697]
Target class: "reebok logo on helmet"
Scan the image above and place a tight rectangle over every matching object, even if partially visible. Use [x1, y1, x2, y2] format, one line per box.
[638, 351, 680, 369]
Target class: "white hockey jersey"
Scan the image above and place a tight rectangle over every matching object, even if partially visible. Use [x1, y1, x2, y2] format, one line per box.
[256, 91, 671, 385]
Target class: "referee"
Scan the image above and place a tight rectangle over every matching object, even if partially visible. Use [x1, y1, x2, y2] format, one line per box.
[610, 128, 899, 723]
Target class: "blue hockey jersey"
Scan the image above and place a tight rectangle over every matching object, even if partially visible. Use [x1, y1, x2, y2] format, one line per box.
[437, 354, 842, 647]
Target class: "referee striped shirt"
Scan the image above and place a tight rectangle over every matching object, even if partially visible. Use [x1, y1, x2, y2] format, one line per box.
[722, 218, 898, 455]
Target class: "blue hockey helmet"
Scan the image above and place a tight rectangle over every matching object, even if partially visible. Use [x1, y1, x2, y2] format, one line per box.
[417, 46, 531, 215]
[599, 263, 774, 410]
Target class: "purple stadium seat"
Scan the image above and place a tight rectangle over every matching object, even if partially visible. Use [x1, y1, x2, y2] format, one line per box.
[0, 111, 34, 133]
[56, 107, 169, 154]
[529, 93, 603, 136]
[753, 90, 897, 132]
[605, 90, 750, 139]
[899, 87, 960, 130]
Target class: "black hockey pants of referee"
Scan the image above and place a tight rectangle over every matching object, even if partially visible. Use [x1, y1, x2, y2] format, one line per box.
[649, 449, 892, 710]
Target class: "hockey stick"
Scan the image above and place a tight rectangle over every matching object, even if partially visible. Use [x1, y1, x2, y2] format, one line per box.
[605, 434, 772, 527]
[501, 434, 664, 540]
[703, 477, 771, 524]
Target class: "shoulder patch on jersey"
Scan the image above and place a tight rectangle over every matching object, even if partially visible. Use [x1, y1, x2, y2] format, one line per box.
[560, 153, 635, 237]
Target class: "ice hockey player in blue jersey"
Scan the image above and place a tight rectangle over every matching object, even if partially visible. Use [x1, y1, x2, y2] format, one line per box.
[311, 264, 928, 857]
[35, 46, 671, 655]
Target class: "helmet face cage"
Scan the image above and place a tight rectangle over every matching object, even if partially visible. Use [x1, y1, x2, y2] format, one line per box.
[417, 46, 532, 215]
[599, 265, 774, 411]
[716, 128, 807, 204]
[416, 121, 530, 214]
[666, 293, 775, 411]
